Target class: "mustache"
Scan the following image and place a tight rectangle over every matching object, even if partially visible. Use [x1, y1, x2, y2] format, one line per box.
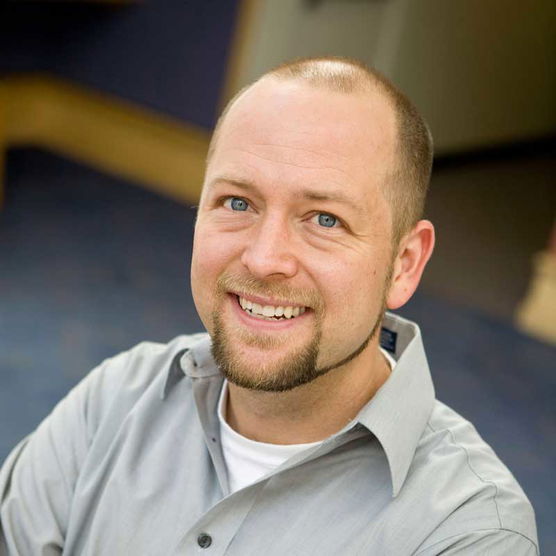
[216, 273, 323, 311]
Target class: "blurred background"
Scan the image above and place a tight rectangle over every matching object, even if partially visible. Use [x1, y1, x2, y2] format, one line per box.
[0, 0, 554, 549]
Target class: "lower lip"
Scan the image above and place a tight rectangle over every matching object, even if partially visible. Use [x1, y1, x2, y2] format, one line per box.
[228, 294, 310, 331]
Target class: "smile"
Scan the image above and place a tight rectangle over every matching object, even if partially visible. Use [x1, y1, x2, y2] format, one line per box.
[237, 295, 307, 321]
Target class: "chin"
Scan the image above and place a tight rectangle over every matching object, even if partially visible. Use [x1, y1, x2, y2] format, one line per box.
[211, 315, 323, 392]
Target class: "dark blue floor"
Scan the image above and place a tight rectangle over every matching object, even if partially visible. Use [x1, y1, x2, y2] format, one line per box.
[1, 149, 554, 550]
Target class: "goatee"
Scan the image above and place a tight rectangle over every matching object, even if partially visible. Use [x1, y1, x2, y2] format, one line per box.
[210, 274, 385, 392]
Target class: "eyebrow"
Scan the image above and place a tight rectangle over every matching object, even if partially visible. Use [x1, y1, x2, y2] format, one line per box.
[207, 176, 365, 215]
[207, 177, 258, 193]
[300, 190, 363, 215]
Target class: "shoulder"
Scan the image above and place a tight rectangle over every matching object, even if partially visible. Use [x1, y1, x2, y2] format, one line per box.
[75, 333, 208, 436]
[90, 333, 207, 388]
[0, 333, 209, 552]
[412, 400, 538, 553]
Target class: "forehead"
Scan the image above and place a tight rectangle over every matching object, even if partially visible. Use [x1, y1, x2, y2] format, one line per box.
[206, 78, 397, 205]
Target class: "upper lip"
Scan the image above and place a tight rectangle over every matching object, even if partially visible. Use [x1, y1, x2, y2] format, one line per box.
[230, 291, 307, 309]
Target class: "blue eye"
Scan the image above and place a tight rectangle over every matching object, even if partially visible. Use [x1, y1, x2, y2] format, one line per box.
[228, 197, 248, 211]
[317, 213, 338, 228]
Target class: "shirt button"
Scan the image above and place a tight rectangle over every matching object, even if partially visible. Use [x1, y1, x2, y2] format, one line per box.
[197, 533, 212, 549]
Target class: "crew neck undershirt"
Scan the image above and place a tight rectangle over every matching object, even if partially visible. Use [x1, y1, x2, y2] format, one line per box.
[218, 348, 396, 493]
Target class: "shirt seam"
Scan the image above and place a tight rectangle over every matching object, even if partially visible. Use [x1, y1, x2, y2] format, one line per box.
[425, 421, 503, 529]
[414, 527, 539, 555]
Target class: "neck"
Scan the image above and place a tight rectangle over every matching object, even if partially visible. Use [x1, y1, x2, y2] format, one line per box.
[225, 341, 391, 444]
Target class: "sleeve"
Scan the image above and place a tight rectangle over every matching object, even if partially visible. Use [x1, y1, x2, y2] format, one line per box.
[415, 528, 539, 556]
[0, 357, 118, 556]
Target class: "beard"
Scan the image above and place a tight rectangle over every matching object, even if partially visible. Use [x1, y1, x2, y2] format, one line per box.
[210, 273, 389, 393]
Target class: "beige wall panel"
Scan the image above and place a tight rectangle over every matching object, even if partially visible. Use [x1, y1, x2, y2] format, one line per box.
[230, 0, 556, 154]
[392, 0, 556, 152]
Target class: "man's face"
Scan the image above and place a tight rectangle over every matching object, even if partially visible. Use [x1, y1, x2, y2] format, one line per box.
[191, 78, 398, 391]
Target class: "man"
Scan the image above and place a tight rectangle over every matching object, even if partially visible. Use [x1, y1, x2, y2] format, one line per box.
[0, 57, 537, 554]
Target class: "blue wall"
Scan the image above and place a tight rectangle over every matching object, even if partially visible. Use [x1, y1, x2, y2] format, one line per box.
[0, 0, 240, 128]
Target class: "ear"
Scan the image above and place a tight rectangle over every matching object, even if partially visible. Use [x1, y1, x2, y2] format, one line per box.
[386, 220, 435, 310]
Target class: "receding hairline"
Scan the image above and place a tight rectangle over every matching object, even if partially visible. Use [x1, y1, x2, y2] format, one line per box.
[269, 56, 391, 96]
[208, 58, 399, 161]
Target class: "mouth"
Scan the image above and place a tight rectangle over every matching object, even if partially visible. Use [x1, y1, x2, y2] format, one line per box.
[233, 294, 307, 321]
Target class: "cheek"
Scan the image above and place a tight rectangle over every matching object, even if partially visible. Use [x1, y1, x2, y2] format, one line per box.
[191, 233, 226, 319]
[192, 224, 240, 276]
[318, 259, 387, 329]
[190, 226, 246, 322]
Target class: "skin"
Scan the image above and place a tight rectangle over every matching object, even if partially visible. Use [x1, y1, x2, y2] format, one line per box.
[190, 77, 435, 444]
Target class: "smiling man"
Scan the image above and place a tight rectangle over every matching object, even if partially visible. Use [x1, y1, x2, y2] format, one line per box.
[0, 57, 537, 555]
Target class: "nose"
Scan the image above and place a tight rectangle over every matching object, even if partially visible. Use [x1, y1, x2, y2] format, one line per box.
[240, 215, 298, 279]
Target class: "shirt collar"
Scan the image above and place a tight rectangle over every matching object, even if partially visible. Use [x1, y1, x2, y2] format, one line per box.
[162, 312, 435, 497]
[356, 312, 435, 496]
[161, 335, 219, 398]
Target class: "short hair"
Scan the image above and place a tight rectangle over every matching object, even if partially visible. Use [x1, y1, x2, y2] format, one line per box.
[208, 56, 433, 245]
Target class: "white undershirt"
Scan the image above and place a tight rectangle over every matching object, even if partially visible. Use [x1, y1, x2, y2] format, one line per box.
[217, 348, 396, 493]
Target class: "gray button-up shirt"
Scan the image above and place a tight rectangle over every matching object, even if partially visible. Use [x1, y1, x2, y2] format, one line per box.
[0, 314, 538, 555]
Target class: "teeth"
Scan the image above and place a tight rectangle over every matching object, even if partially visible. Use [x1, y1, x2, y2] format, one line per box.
[238, 296, 306, 320]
